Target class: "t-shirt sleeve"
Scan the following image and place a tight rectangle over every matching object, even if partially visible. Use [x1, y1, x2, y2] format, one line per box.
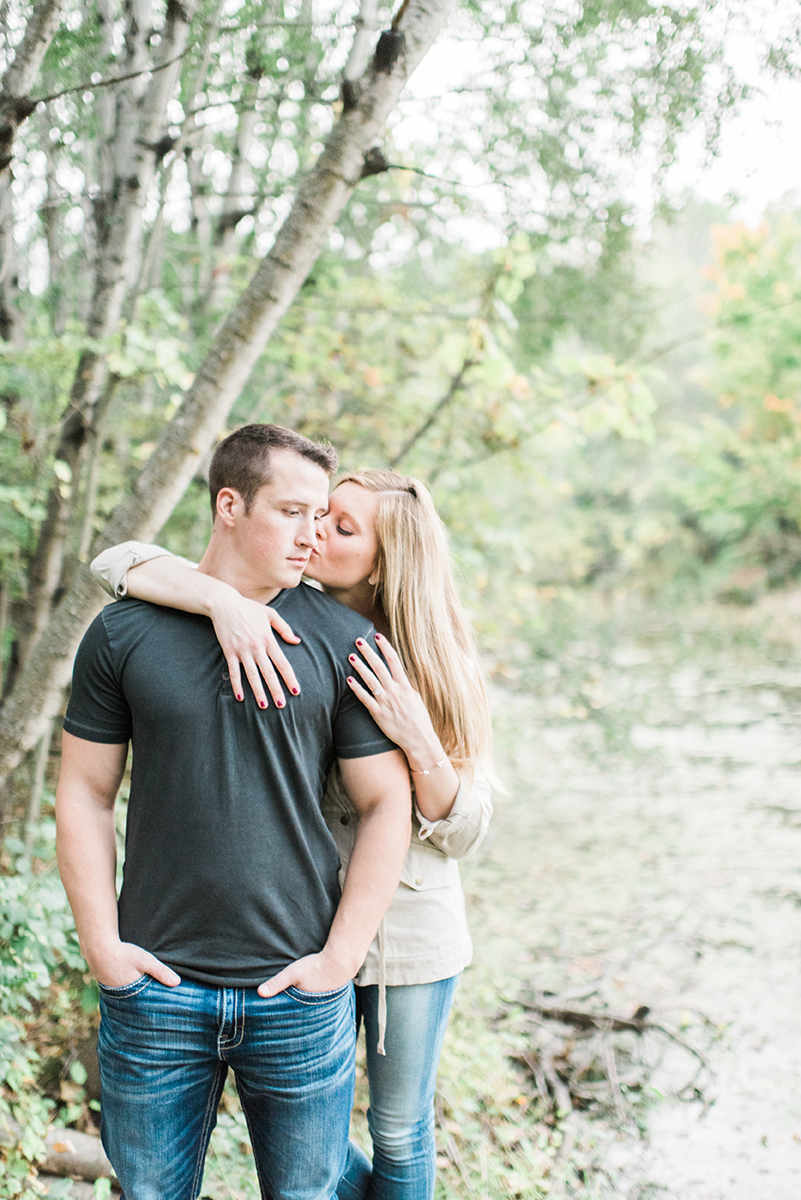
[63, 613, 132, 744]
[332, 628, 399, 760]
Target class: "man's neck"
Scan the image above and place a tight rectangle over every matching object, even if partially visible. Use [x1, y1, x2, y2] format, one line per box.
[197, 545, 282, 605]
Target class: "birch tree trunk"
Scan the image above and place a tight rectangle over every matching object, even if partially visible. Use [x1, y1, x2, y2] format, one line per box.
[0, 0, 64, 341]
[17, 0, 197, 667]
[0, 0, 455, 803]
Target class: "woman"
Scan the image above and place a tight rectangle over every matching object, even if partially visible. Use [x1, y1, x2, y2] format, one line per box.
[91, 468, 493, 1200]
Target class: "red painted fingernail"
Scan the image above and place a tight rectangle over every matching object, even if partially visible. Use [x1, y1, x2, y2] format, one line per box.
[347, 676, 355, 684]
[291, 687, 300, 695]
[374, 633, 382, 640]
[349, 655, 356, 663]
[276, 700, 285, 708]
[356, 639, 364, 646]
[259, 701, 267, 709]
[236, 693, 243, 701]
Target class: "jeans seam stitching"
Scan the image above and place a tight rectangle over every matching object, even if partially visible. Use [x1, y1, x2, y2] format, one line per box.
[288, 984, 348, 1005]
[99, 975, 150, 997]
[217, 988, 230, 1054]
[218, 988, 245, 1050]
[238, 1086, 268, 1194]
[191, 1063, 225, 1198]
[230, 988, 245, 1049]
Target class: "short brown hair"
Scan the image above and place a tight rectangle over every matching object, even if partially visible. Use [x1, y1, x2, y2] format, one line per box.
[208, 424, 338, 515]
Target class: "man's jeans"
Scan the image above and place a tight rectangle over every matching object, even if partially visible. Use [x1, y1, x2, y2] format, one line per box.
[98, 975, 356, 1200]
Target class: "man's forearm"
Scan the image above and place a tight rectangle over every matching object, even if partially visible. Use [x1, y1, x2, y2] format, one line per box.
[321, 791, 411, 978]
[56, 757, 181, 989]
[56, 792, 122, 975]
[257, 750, 410, 997]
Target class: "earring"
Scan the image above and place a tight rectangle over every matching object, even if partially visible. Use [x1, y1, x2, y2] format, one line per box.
[368, 574, 379, 586]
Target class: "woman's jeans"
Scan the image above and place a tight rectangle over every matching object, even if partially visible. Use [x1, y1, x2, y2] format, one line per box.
[97, 975, 356, 1200]
[337, 975, 460, 1200]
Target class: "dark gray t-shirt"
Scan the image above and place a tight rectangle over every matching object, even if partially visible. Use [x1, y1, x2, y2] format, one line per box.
[63, 583, 396, 987]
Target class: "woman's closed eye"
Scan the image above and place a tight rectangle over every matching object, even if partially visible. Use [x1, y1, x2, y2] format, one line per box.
[336, 524, 354, 537]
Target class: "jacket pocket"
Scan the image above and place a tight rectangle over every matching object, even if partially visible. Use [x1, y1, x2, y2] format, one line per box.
[400, 843, 459, 891]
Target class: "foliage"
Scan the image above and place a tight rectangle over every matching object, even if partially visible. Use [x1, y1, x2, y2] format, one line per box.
[666, 217, 801, 588]
[0, 818, 87, 1196]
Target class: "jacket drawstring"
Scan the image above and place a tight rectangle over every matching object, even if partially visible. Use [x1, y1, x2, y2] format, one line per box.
[376, 917, 387, 1056]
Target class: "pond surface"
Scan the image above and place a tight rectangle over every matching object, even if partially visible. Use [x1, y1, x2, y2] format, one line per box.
[467, 652, 801, 1199]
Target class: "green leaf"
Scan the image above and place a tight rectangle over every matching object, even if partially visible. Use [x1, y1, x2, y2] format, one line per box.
[69, 1060, 88, 1086]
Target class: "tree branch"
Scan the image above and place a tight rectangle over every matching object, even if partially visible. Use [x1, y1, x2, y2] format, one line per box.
[389, 355, 476, 469]
[31, 49, 188, 107]
[0, 0, 64, 170]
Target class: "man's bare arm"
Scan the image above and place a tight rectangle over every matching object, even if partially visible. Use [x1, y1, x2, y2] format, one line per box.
[56, 732, 181, 989]
[259, 749, 411, 995]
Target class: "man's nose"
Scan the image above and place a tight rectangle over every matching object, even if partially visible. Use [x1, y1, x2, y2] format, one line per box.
[297, 515, 317, 547]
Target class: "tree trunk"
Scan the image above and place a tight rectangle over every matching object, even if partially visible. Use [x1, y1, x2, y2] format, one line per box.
[0, 0, 455, 802]
[18, 0, 197, 667]
[0, 0, 65, 341]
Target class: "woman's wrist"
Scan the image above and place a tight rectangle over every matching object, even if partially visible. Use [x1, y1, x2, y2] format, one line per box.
[405, 737, 448, 775]
[205, 576, 247, 621]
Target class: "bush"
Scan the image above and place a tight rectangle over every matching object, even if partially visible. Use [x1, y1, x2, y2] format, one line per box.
[0, 821, 86, 1196]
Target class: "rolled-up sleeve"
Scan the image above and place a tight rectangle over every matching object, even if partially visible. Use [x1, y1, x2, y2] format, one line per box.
[415, 764, 493, 859]
[90, 542, 193, 598]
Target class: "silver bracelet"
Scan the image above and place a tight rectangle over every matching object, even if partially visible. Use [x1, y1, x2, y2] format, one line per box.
[410, 753, 447, 776]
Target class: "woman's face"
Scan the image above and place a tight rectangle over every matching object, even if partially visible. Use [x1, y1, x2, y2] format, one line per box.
[305, 481, 381, 591]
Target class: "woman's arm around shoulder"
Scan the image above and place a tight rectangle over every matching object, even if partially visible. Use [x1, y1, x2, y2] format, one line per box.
[91, 541, 182, 599]
[90, 541, 300, 707]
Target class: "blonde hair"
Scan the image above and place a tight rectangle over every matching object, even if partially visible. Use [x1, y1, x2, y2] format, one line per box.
[335, 468, 492, 770]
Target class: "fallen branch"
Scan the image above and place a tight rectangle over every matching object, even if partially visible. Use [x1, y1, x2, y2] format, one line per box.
[0, 1116, 118, 1187]
[41, 1127, 118, 1185]
[537, 1047, 579, 1173]
[519, 1000, 650, 1033]
[520, 998, 712, 1073]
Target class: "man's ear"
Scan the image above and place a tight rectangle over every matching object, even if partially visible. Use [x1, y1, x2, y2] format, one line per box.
[215, 487, 242, 528]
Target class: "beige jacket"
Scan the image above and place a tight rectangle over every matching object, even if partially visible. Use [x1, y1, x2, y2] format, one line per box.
[91, 540, 493, 988]
[323, 762, 492, 988]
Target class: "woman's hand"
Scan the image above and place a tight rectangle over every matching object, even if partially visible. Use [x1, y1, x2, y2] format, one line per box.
[346, 634, 444, 770]
[348, 634, 461, 823]
[208, 591, 301, 708]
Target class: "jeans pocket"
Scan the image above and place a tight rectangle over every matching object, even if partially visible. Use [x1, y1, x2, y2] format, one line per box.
[286, 982, 351, 1006]
[98, 974, 151, 998]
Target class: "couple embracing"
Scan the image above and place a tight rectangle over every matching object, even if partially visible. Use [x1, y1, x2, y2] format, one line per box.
[56, 423, 493, 1200]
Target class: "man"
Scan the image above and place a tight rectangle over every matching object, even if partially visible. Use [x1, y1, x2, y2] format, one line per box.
[56, 424, 412, 1200]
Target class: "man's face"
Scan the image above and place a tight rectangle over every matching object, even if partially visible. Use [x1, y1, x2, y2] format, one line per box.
[230, 450, 330, 595]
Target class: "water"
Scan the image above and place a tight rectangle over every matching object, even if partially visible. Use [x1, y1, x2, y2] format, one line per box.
[469, 654, 801, 1199]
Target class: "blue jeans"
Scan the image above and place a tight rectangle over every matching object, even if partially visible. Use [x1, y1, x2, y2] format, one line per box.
[337, 975, 460, 1200]
[97, 975, 356, 1200]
